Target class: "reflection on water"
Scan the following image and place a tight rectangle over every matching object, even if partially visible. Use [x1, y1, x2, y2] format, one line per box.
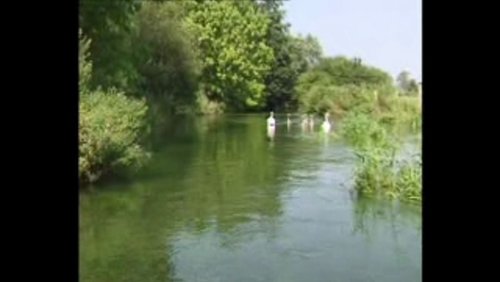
[267, 126, 275, 142]
[80, 114, 421, 282]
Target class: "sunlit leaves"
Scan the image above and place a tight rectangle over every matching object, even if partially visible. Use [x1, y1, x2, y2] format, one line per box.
[184, 0, 274, 111]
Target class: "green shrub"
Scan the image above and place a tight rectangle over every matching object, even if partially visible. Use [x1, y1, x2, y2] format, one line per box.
[79, 89, 150, 183]
[339, 112, 396, 150]
[339, 112, 421, 202]
[395, 155, 422, 201]
[79, 30, 150, 184]
[353, 148, 421, 202]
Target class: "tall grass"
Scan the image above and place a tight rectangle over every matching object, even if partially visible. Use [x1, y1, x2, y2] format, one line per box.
[340, 113, 421, 202]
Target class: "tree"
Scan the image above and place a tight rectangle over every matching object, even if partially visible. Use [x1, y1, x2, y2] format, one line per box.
[135, 1, 200, 113]
[397, 70, 412, 91]
[255, 0, 296, 111]
[313, 56, 393, 86]
[407, 79, 419, 94]
[79, 0, 142, 91]
[183, 0, 274, 111]
[294, 56, 395, 115]
[290, 34, 323, 72]
[397, 70, 419, 95]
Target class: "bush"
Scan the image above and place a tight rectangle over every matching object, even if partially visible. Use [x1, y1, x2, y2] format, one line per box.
[79, 30, 150, 184]
[395, 156, 422, 201]
[339, 113, 421, 202]
[376, 95, 420, 128]
[297, 82, 401, 119]
[353, 147, 421, 202]
[354, 148, 396, 195]
[79, 89, 150, 183]
[195, 90, 225, 115]
[339, 112, 396, 150]
[295, 61, 421, 129]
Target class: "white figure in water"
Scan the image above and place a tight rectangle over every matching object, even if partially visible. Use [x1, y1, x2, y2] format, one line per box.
[267, 111, 276, 140]
[286, 113, 292, 130]
[267, 126, 275, 141]
[267, 111, 275, 128]
[321, 112, 331, 133]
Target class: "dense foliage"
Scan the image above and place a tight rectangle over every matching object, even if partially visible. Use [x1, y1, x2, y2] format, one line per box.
[79, 0, 317, 182]
[295, 56, 396, 116]
[79, 31, 149, 183]
[183, 0, 274, 111]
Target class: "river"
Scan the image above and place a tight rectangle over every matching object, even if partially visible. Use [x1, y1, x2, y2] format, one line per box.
[80, 114, 421, 282]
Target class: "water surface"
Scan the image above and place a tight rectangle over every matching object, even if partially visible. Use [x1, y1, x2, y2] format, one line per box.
[80, 114, 421, 282]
